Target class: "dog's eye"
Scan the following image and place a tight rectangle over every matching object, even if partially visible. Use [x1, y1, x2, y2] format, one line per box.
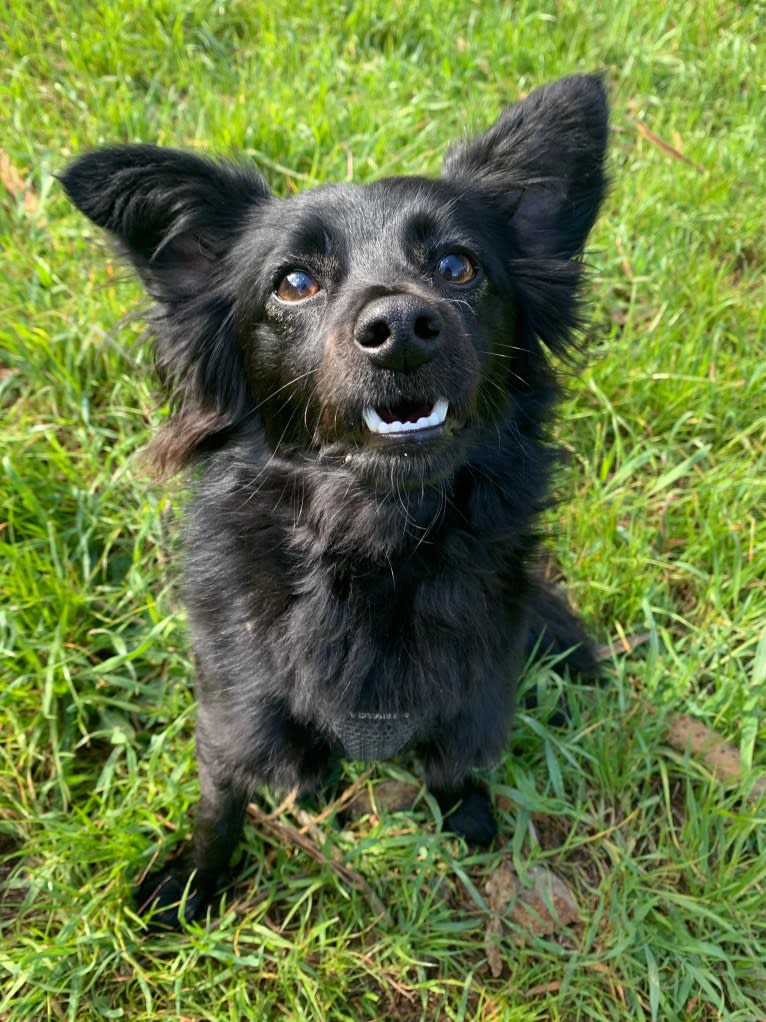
[275, 269, 320, 302]
[435, 252, 476, 284]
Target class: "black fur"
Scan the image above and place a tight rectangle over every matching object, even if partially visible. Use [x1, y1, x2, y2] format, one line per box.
[61, 74, 608, 927]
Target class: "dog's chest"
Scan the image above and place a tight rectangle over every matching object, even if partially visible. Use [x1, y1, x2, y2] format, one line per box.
[286, 553, 487, 757]
[189, 469, 524, 758]
[274, 523, 515, 741]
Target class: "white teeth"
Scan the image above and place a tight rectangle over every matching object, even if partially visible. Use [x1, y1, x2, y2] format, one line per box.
[362, 407, 385, 433]
[362, 398, 448, 436]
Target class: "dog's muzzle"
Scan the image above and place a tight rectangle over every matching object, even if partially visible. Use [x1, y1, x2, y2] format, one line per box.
[334, 710, 418, 761]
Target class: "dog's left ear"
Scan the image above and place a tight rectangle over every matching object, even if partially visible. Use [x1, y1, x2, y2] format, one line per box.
[61, 146, 272, 473]
[443, 74, 608, 260]
[60, 144, 270, 301]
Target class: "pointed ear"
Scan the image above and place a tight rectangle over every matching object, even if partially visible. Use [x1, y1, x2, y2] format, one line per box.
[60, 144, 270, 300]
[443, 75, 608, 259]
[61, 145, 272, 474]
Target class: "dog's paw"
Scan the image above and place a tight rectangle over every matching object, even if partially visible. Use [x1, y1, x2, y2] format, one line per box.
[135, 863, 213, 929]
[439, 783, 497, 847]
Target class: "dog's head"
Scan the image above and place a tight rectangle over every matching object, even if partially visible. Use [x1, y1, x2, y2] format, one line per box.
[62, 75, 607, 488]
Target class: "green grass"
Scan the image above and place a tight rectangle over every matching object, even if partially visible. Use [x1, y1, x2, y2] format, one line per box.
[2, 0, 765, 1018]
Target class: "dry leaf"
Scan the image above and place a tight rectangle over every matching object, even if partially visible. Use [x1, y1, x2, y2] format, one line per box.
[508, 866, 580, 935]
[485, 914, 505, 978]
[483, 859, 580, 973]
[666, 713, 766, 798]
[345, 780, 421, 819]
[0, 148, 42, 218]
[485, 859, 517, 913]
[666, 714, 741, 778]
[594, 630, 651, 662]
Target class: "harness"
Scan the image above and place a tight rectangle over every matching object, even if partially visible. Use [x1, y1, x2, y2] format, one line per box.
[334, 711, 418, 761]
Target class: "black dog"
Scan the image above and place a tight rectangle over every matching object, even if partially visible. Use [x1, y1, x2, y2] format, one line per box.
[62, 73, 608, 927]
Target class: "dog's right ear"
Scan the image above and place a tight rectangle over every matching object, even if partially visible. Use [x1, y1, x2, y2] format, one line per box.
[61, 146, 271, 474]
[60, 145, 270, 301]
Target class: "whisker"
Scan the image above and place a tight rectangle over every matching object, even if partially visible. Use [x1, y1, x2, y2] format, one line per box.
[254, 367, 320, 411]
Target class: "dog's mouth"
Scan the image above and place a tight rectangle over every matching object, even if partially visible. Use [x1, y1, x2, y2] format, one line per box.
[362, 398, 448, 437]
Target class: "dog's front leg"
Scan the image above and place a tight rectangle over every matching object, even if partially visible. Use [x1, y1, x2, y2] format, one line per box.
[419, 734, 503, 848]
[418, 686, 517, 848]
[430, 777, 498, 847]
[135, 696, 338, 927]
[135, 752, 249, 928]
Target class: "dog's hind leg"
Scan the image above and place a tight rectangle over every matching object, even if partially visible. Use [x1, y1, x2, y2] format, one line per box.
[519, 578, 601, 726]
[526, 579, 598, 679]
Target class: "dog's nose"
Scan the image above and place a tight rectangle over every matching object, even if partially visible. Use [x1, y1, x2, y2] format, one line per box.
[354, 295, 443, 371]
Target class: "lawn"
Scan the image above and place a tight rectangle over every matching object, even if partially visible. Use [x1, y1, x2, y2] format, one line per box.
[2, 1, 765, 1019]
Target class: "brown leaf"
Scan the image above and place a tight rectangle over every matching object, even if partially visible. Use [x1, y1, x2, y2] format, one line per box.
[485, 914, 505, 978]
[508, 866, 580, 935]
[593, 630, 651, 662]
[345, 780, 421, 819]
[483, 859, 580, 972]
[666, 713, 766, 798]
[485, 859, 517, 913]
[0, 148, 42, 218]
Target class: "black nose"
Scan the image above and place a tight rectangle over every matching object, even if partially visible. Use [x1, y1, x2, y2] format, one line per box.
[354, 295, 443, 371]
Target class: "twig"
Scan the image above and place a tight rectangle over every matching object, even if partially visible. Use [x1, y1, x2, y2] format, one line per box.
[635, 122, 706, 173]
[247, 801, 393, 926]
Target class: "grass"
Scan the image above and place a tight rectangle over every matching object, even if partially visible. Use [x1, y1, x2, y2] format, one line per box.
[2, 0, 765, 1018]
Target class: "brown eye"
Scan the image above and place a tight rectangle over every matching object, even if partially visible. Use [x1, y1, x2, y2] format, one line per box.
[435, 252, 476, 284]
[275, 269, 320, 302]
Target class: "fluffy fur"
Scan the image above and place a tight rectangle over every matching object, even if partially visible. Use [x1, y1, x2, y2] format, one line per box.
[61, 73, 608, 927]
